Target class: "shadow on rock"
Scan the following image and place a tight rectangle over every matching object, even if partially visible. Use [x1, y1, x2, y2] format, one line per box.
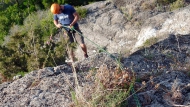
[123, 34, 190, 107]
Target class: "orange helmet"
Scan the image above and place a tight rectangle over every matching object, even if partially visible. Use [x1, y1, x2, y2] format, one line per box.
[50, 3, 60, 14]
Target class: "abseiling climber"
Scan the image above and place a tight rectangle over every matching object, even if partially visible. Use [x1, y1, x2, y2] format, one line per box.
[50, 3, 88, 62]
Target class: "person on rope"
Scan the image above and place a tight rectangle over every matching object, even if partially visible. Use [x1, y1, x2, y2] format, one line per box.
[50, 3, 88, 62]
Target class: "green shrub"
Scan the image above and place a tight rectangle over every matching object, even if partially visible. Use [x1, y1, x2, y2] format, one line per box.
[0, 10, 67, 80]
[157, 0, 177, 5]
[170, 0, 185, 11]
[16, 71, 28, 77]
[76, 7, 88, 19]
[143, 37, 158, 47]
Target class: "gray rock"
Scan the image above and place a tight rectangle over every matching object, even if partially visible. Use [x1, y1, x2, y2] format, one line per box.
[1, 1, 190, 107]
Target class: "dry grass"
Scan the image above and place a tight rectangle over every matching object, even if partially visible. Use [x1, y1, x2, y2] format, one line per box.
[141, 0, 157, 10]
[162, 78, 186, 106]
[0, 72, 11, 83]
[95, 65, 134, 89]
[0, 73, 6, 83]
[120, 7, 134, 21]
[72, 64, 136, 107]
[127, 8, 133, 21]
[112, 0, 126, 7]
[29, 80, 41, 88]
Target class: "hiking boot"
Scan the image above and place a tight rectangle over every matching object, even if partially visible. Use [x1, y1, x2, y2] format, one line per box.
[84, 54, 88, 58]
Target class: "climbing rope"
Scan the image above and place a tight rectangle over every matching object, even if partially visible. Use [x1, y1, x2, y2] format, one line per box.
[62, 25, 124, 70]
[43, 25, 141, 107]
[61, 25, 141, 107]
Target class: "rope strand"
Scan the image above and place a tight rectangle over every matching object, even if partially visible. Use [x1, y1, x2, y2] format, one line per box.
[62, 25, 141, 107]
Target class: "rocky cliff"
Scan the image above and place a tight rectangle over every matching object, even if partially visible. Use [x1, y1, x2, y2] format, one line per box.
[1, 0, 190, 107]
[77, 0, 190, 59]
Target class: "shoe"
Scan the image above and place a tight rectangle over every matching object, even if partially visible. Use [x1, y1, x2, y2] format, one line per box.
[84, 54, 88, 58]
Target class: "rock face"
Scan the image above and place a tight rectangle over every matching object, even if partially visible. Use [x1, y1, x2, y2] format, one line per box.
[1, 34, 190, 106]
[76, 0, 190, 59]
[1, 0, 190, 107]
[128, 71, 190, 107]
[0, 65, 74, 107]
[0, 53, 117, 107]
[134, 7, 190, 49]
[124, 34, 190, 107]
[77, 1, 129, 59]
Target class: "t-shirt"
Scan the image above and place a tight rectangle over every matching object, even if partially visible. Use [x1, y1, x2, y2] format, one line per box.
[53, 4, 78, 28]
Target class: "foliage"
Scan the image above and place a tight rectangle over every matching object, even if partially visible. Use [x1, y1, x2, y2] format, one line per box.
[139, 0, 185, 12]
[0, 0, 104, 81]
[72, 65, 136, 107]
[143, 37, 158, 47]
[170, 0, 185, 11]
[16, 71, 28, 77]
[0, 0, 103, 43]
[91, 66, 134, 107]
[141, 0, 157, 10]
[0, 10, 66, 80]
[98, 46, 107, 53]
[76, 7, 88, 19]
[71, 91, 79, 105]
[156, 0, 185, 11]
[157, 0, 177, 5]
[0, 15, 9, 43]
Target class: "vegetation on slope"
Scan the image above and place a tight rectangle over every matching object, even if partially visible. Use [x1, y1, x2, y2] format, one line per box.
[0, 0, 100, 81]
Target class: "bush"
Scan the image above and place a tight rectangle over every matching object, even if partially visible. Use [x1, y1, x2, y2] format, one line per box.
[157, 0, 177, 5]
[143, 37, 158, 47]
[72, 65, 136, 107]
[76, 7, 88, 19]
[0, 10, 67, 80]
[141, 1, 157, 10]
[170, 0, 185, 11]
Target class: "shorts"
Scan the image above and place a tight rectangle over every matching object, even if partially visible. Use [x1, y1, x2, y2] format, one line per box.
[63, 27, 85, 45]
